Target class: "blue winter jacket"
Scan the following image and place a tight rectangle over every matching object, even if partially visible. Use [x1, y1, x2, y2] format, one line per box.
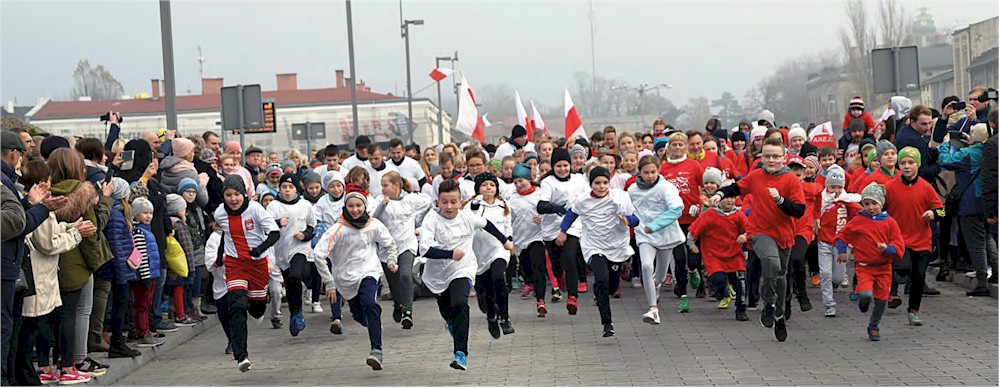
[937, 141, 984, 217]
[102, 203, 138, 284]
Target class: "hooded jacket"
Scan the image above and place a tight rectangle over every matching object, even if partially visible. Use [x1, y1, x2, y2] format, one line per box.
[102, 201, 138, 284]
[937, 141, 984, 217]
[159, 155, 208, 207]
[23, 214, 82, 317]
[50, 179, 108, 292]
[1, 161, 50, 281]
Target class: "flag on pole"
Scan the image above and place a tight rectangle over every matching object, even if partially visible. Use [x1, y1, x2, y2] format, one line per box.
[482, 113, 492, 127]
[807, 121, 836, 149]
[530, 99, 549, 137]
[564, 88, 586, 140]
[455, 73, 485, 142]
[429, 68, 455, 82]
[514, 91, 534, 141]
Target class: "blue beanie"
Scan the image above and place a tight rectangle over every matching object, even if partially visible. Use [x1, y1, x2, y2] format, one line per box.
[512, 164, 532, 180]
[653, 136, 669, 152]
[178, 177, 198, 194]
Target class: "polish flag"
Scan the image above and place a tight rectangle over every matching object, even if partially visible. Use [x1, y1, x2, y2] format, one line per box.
[455, 73, 485, 142]
[530, 99, 549, 137]
[564, 88, 586, 140]
[514, 91, 534, 141]
[429, 68, 454, 82]
[481, 113, 492, 127]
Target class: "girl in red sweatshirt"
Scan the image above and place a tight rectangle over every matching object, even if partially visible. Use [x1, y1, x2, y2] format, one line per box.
[835, 182, 905, 341]
[687, 194, 749, 321]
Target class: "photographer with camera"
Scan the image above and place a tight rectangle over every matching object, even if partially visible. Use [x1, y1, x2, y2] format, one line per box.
[101, 111, 123, 152]
[933, 86, 997, 143]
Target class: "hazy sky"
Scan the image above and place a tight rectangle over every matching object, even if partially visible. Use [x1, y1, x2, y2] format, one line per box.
[2, 0, 997, 111]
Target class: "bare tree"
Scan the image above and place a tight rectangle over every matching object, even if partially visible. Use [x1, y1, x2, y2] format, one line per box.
[677, 97, 713, 130]
[839, 0, 875, 106]
[712, 91, 745, 128]
[71, 59, 125, 100]
[877, 0, 914, 47]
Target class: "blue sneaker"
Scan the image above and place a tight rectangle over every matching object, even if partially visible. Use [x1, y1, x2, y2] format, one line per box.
[867, 324, 880, 341]
[290, 312, 306, 337]
[849, 292, 859, 301]
[445, 323, 454, 340]
[449, 351, 467, 370]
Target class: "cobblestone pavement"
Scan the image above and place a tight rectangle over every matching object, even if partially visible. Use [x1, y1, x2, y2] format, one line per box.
[114, 276, 997, 386]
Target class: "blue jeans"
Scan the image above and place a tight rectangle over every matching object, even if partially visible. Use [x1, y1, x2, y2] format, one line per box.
[150, 272, 166, 327]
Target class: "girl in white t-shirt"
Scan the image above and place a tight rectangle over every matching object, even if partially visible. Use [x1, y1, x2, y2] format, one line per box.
[418, 180, 513, 371]
[463, 172, 513, 339]
[537, 148, 589, 315]
[265, 173, 317, 337]
[556, 166, 639, 338]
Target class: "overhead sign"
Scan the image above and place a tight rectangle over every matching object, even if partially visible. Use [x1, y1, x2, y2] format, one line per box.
[871, 46, 920, 95]
[291, 122, 325, 141]
[222, 84, 275, 134]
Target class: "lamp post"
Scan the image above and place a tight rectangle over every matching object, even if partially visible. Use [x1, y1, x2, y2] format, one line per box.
[435, 55, 453, 145]
[451, 51, 459, 116]
[402, 18, 423, 145]
[614, 83, 671, 131]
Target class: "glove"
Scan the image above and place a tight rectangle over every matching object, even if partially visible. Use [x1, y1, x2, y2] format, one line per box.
[556, 205, 567, 216]
[688, 205, 700, 217]
[249, 246, 264, 258]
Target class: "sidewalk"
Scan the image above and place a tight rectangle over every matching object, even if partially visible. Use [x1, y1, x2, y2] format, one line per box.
[88, 316, 219, 386]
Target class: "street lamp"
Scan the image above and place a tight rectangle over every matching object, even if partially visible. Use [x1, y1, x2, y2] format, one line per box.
[615, 83, 672, 130]
[435, 55, 453, 145]
[402, 18, 423, 144]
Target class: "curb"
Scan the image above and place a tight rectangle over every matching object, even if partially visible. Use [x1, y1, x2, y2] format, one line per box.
[87, 316, 220, 386]
[928, 267, 998, 299]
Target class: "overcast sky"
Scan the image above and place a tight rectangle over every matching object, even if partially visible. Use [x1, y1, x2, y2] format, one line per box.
[2, 0, 997, 111]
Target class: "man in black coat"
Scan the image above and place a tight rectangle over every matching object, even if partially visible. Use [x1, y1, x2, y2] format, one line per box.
[894, 105, 941, 185]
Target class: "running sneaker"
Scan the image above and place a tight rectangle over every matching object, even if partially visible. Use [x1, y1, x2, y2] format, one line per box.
[270, 317, 283, 329]
[536, 301, 548, 317]
[312, 302, 324, 313]
[664, 273, 673, 286]
[154, 321, 178, 333]
[632, 277, 642, 289]
[136, 333, 163, 348]
[908, 312, 923, 326]
[551, 288, 563, 302]
[735, 309, 749, 321]
[487, 318, 501, 339]
[824, 307, 837, 317]
[841, 276, 850, 288]
[859, 297, 870, 313]
[612, 288, 621, 298]
[330, 319, 343, 335]
[578, 282, 588, 293]
[225, 343, 233, 355]
[642, 307, 660, 325]
[75, 357, 108, 377]
[566, 296, 578, 315]
[602, 323, 615, 337]
[450, 351, 468, 370]
[760, 305, 775, 328]
[401, 311, 413, 330]
[678, 296, 690, 313]
[867, 325, 880, 341]
[888, 296, 902, 309]
[367, 349, 383, 371]
[174, 316, 197, 327]
[290, 311, 306, 337]
[688, 270, 701, 289]
[521, 284, 535, 298]
[717, 296, 733, 309]
[237, 358, 252, 373]
[58, 368, 91, 384]
[392, 305, 403, 323]
[774, 317, 787, 342]
[810, 274, 820, 287]
[500, 319, 515, 335]
[38, 371, 59, 385]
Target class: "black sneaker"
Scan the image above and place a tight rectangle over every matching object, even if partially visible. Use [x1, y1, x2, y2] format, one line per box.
[735, 310, 749, 321]
[602, 323, 614, 337]
[271, 317, 283, 329]
[401, 311, 413, 330]
[108, 341, 141, 358]
[695, 283, 706, 299]
[487, 318, 501, 339]
[499, 319, 515, 335]
[798, 295, 813, 312]
[773, 317, 787, 342]
[760, 305, 775, 328]
[888, 297, 902, 309]
[551, 288, 563, 302]
[201, 303, 218, 315]
[76, 357, 108, 377]
[859, 297, 870, 313]
[967, 286, 991, 297]
[154, 321, 178, 333]
[392, 306, 403, 323]
[330, 319, 343, 335]
[935, 270, 951, 282]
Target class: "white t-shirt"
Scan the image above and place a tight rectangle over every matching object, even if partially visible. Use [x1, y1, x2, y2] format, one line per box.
[418, 209, 486, 294]
[508, 187, 544, 255]
[569, 189, 636, 263]
[312, 218, 397, 300]
[537, 174, 588, 240]
[627, 177, 686, 249]
[388, 156, 427, 187]
[213, 201, 279, 261]
[313, 194, 344, 226]
[266, 197, 317, 267]
[364, 160, 399, 198]
[464, 196, 512, 275]
[313, 164, 344, 176]
[493, 141, 537, 161]
[340, 155, 367, 173]
[373, 192, 433, 256]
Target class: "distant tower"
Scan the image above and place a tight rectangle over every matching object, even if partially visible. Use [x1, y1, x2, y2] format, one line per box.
[913, 7, 938, 47]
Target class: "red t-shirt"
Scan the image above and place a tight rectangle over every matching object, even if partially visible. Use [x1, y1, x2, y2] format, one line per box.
[659, 158, 705, 226]
[851, 168, 895, 193]
[794, 182, 824, 243]
[735, 169, 805, 249]
[884, 176, 943, 252]
[818, 199, 863, 244]
[688, 208, 747, 274]
[836, 213, 905, 266]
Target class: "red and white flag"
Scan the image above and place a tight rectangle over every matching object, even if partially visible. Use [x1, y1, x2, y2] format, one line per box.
[455, 73, 485, 142]
[807, 121, 836, 149]
[530, 99, 549, 137]
[564, 88, 586, 140]
[429, 68, 454, 82]
[481, 113, 492, 127]
[514, 91, 534, 141]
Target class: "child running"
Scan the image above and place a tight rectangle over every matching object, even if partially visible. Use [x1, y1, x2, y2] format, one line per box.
[314, 184, 398, 370]
[687, 180, 750, 321]
[557, 166, 639, 337]
[463, 172, 514, 339]
[266, 173, 317, 336]
[418, 180, 514, 370]
[537, 148, 589, 314]
[835, 183, 905, 341]
[816, 165, 861, 317]
[507, 163, 543, 329]
[627, 155, 685, 323]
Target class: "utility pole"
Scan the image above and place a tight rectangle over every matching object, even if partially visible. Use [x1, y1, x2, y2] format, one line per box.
[588, 0, 597, 114]
[400, 0, 423, 144]
[435, 55, 454, 144]
[159, 0, 178, 131]
[347, 0, 360, 137]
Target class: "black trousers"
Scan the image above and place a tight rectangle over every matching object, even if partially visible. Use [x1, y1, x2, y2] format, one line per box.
[709, 270, 747, 312]
[20, 311, 58, 367]
[671, 230, 690, 296]
[786, 236, 809, 301]
[227, 289, 266, 362]
[1, 279, 14, 385]
[436, 278, 471, 355]
[547, 236, 582, 298]
[589, 255, 622, 325]
[902, 249, 931, 312]
[746, 250, 761, 307]
[523, 241, 548, 301]
[281, 254, 309, 315]
[806, 240, 819, 276]
[56, 289, 82, 368]
[474, 260, 509, 320]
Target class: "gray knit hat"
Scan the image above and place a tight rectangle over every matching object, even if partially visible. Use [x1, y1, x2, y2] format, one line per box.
[570, 144, 587, 158]
[861, 182, 886, 207]
[825, 165, 846, 188]
[702, 167, 724, 186]
[166, 193, 186, 215]
[875, 140, 897, 162]
[130, 197, 153, 220]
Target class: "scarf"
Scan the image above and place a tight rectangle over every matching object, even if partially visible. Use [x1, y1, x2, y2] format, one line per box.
[635, 174, 658, 190]
[303, 190, 323, 204]
[666, 155, 687, 164]
[688, 149, 706, 162]
[517, 185, 536, 196]
[341, 207, 370, 229]
[224, 195, 250, 216]
[169, 159, 196, 174]
[276, 192, 300, 205]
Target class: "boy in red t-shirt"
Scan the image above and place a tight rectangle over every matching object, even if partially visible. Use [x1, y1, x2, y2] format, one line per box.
[687, 193, 749, 321]
[709, 137, 806, 342]
[884, 147, 944, 326]
[835, 183, 905, 341]
[816, 165, 861, 317]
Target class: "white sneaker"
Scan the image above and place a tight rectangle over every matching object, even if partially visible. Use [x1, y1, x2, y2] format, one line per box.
[303, 289, 312, 304]
[632, 278, 643, 289]
[238, 358, 252, 373]
[312, 302, 323, 313]
[642, 307, 660, 325]
[840, 277, 850, 287]
[824, 307, 836, 317]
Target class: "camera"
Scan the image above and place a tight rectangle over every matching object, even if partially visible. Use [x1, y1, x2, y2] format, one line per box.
[99, 112, 123, 122]
[978, 88, 998, 103]
[952, 101, 967, 111]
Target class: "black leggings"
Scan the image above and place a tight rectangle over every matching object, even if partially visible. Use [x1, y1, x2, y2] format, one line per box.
[590, 255, 622, 325]
[56, 289, 82, 368]
[547, 236, 582, 298]
[227, 289, 266, 362]
[20, 311, 59, 368]
[436, 278, 471, 354]
[281, 254, 310, 315]
[671, 226, 690, 296]
[475, 260, 509, 320]
[522, 241, 548, 301]
[746, 250, 761, 307]
[786, 236, 809, 301]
